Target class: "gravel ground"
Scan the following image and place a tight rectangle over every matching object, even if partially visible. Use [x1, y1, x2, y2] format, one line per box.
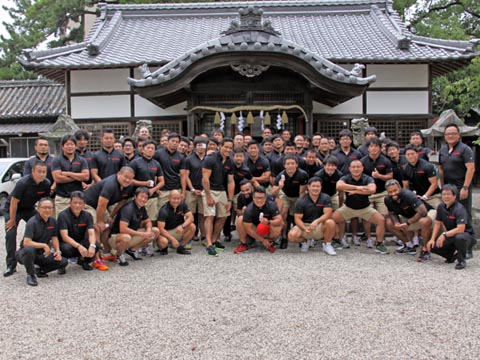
[1, 218, 480, 360]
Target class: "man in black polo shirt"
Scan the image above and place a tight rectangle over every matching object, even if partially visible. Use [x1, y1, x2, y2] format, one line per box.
[357, 126, 378, 158]
[122, 137, 138, 165]
[181, 137, 208, 244]
[420, 184, 475, 269]
[408, 131, 432, 161]
[438, 123, 475, 220]
[202, 137, 235, 257]
[15, 198, 68, 286]
[270, 142, 307, 182]
[91, 128, 127, 183]
[74, 129, 95, 189]
[3, 160, 51, 277]
[332, 160, 389, 254]
[157, 190, 196, 255]
[266, 134, 284, 165]
[52, 134, 90, 215]
[317, 136, 331, 164]
[234, 186, 282, 254]
[361, 137, 393, 248]
[332, 129, 362, 176]
[271, 154, 309, 249]
[154, 133, 185, 210]
[288, 177, 337, 255]
[23, 136, 55, 195]
[109, 187, 162, 266]
[130, 140, 164, 222]
[384, 179, 434, 255]
[314, 155, 343, 210]
[245, 140, 271, 188]
[57, 191, 107, 271]
[305, 150, 323, 178]
[385, 141, 407, 185]
[402, 144, 441, 209]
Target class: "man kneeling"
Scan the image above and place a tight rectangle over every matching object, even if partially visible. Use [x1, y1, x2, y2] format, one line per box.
[157, 190, 196, 255]
[234, 186, 283, 254]
[109, 187, 162, 266]
[288, 177, 336, 255]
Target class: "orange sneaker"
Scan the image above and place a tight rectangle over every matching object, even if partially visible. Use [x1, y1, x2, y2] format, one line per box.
[93, 259, 109, 271]
[101, 254, 117, 263]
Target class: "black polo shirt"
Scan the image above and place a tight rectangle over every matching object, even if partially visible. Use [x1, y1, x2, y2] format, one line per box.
[305, 163, 323, 179]
[317, 151, 329, 164]
[182, 152, 204, 190]
[76, 149, 94, 168]
[340, 173, 374, 210]
[357, 144, 369, 158]
[274, 169, 309, 198]
[389, 156, 407, 185]
[130, 156, 163, 198]
[202, 152, 234, 191]
[237, 193, 253, 211]
[438, 141, 474, 188]
[402, 158, 439, 196]
[232, 164, 253, 195]
[84, 174, 134, 208]
[402, 146, 432, 161]
[111, 201, 148, 234]
[154, 147, 184, 190]
[157, 201, 190, 231]
[294, 193, 332, 223]
[57, 208, 94, 242]
[91, 148, 126, 180]
[313, 168, 343, 197]
[245, 155, 271, 187]
[243, 199, 280, 226]
[270, 155, 307, 177]
[124, 153, 138, 166]
[436, 201, 474, 235]
[24, 154, 55, 183]
[361, 154, 392, 193]
[332, 148, 362, 175]
[20, 213, 57, 250]
[384, 188, 426, 219]
[6, 175, 51, 212]
[52, 153, 89, 198]
[266, 150, 283, 165]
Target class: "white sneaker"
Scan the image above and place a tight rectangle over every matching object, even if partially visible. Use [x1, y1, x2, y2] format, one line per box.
[352, 236, 361, 246]
[366, 238, 374, 248]
[146, 245, 154, 257]
[300, 242, 310, 252]
[323, 243, 337, 256]
[341, 235, 350, 249]
[307, 239, 316, 248]
[393, 236, 403, 246]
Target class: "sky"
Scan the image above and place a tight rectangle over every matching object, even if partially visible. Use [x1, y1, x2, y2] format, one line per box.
[0, 0, 13, 39]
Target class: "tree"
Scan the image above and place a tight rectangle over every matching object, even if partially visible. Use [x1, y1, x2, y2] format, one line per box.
[394, 0, 480, 119]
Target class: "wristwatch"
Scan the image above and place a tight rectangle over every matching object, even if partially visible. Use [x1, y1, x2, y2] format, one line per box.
[463, 185, 469, 190]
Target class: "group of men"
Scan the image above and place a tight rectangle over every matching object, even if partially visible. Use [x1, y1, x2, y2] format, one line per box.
[2, 122, 476, 286]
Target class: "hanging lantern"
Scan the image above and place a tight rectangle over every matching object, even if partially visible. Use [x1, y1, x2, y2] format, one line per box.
[247, 111, 254, 125]
[282, 111, 289, 124]
[264, 112, 271, 125]
[214, 112, 221, 125]
[230, 112, 237, 125]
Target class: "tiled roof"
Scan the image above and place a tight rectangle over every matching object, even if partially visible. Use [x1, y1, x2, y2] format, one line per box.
[0, 79, 65, 119]
[0, 123, 54, 135]
[20, 0, 479, 74]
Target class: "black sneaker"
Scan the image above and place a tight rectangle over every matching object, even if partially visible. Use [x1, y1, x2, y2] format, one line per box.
[396, 246, 416, 255]
[57, 266, 67, 275]
[118, 254, 129, 266]
[125, 248, 143, 261]
[81, 262, 94, 271]
[206, 245, 218, 257]
[176, 246, 191, 255]
[455, 260, 466, 270]
[417, 250, 431, 263]
[465, 249, 473, 260]
[213, 241, 225, 250]
[157, 247, 168, 255]
[445, 252, 458, 264]
[223, 235, 232, 242]
[279, 238, 288, 249]
[36, 268, 48, 278]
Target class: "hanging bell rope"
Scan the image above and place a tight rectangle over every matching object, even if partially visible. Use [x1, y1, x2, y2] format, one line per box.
[188, 105, 308, 122]
[230, 112, 237, 125]
[264, 112, 271, 125]
[214, 112, 221, 125]
[247, 111, 254, 125]
[282, 111, 289, 124]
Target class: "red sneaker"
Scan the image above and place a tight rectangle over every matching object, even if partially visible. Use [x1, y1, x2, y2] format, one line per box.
[233, 243, 249, 254]
[101, 254, 118, 263]
[267, 243, 276, 253]
[93, 259, 109, 271]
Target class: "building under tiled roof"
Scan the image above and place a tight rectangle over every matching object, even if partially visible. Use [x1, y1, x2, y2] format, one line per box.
[0, 79, 65, 119]
[20, 0, 479, 82]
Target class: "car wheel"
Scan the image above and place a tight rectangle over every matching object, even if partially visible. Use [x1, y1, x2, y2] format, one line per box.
[0, 193, 7, 216]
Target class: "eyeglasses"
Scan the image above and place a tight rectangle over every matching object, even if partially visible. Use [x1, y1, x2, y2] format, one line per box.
[445, 132, 459, 136]
[39, 206, 53, 210]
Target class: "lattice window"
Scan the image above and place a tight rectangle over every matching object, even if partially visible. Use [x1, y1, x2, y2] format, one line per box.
[79, 122, 131, 152]
[151, 121, 182, 142]
[315, 119, 349, 139]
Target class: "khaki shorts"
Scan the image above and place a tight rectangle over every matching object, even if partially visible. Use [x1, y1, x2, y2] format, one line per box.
[336, 205, 379, 222]
[202, 190, 229, 218]
[294, 223, 324, 240]
[83, 204, 113, 225]
[165, 228, 183, 242]
[54, 195, 70, 218]
[399, 209, 436, 231]
[145, 197, 158, 221]
[279, 191, 298, 216]
[109, 233, 145, 249]
[369, 191, 388, 215]
[330, 193, 339, 210]
[426, 194, 441, 210]
[185, 191, 204, 215]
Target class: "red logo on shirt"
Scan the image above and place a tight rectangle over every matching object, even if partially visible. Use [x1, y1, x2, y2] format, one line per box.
[453, 152, 461, 156]
[78, 223, 87, 227]
[72, 162, 81, 165]
[448, 216, 456, 219]
[172, 159, 180, 163]
[47, 226, 55, 230]
[112, 157, 121, 161]
[37, 191, 46, 195]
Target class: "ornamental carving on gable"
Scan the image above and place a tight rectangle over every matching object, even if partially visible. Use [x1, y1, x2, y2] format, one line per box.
[231, 63, 270, 78]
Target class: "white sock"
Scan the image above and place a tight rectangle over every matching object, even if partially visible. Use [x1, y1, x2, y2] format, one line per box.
[412, 236, 420, 246]
[405, 241, 413, 248]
